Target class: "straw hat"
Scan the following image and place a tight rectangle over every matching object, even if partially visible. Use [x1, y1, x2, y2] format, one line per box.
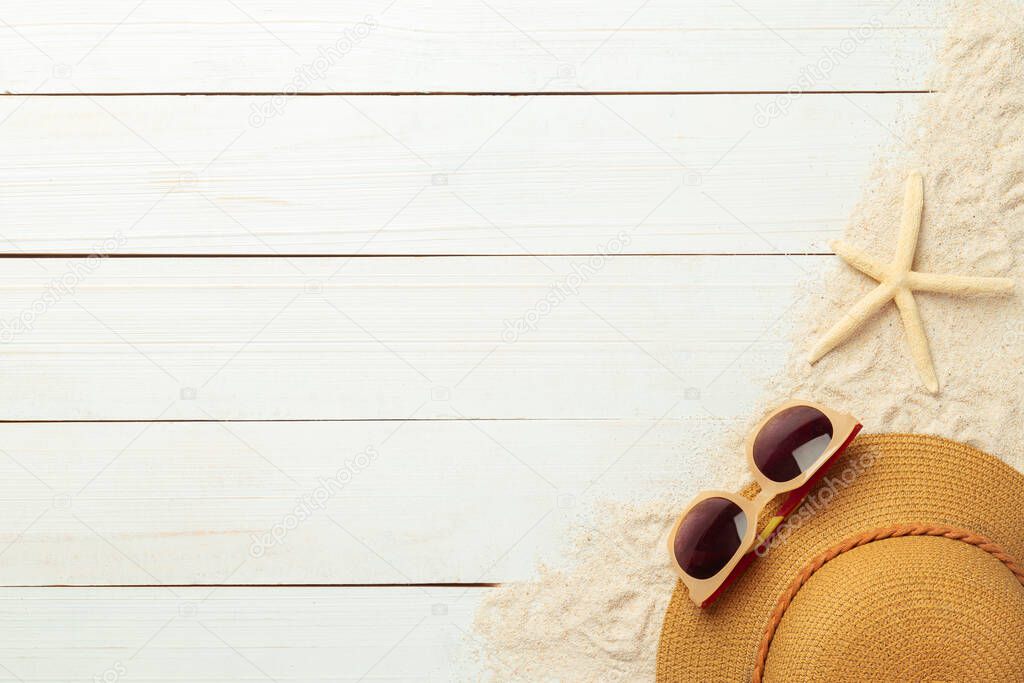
[657, 433, 1024, 682]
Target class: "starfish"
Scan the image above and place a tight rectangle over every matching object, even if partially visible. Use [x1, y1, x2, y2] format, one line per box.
[809, 171, 1014, 393]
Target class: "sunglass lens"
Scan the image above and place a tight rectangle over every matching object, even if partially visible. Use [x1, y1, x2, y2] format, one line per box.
[753, 405, 833, 482]
[673, 497, 748, 579]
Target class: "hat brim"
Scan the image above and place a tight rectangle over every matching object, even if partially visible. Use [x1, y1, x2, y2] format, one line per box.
[656, 434, 1024, 682]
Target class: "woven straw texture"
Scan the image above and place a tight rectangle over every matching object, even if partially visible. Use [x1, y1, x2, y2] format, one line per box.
[656, 434, 1024, 683]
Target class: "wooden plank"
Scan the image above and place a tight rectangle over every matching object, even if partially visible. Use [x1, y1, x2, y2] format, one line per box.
[0, 587, 482, 680]
[0, 94, 920, 255]
[0, 418, 730, 584]
[0, 1, 943, 93]
[0, 255, 812, 421]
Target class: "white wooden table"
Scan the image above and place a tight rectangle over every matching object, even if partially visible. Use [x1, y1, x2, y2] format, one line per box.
[0, 2, 939, 679]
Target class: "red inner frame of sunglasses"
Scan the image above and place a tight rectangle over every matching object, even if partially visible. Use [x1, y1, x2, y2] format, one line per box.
[699, 423, 863, 608]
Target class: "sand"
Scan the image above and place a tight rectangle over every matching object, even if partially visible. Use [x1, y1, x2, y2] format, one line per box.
[470, 2, 1024, 679]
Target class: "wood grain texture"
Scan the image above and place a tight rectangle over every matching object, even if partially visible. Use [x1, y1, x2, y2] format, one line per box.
[0, 255, 814, 420]
[0, 418, 730, 584]
[0, 587, 481, 680]
[0, 3, 920, 677]
[0, 1, 943, 93]
[0, 94, 920, 255]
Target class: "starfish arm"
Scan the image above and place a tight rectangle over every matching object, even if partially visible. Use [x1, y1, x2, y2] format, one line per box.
[893, 288, 939, 393]
[809, 282, 896, 364]
[895, 171, 924, 271]
[906, 271, 1015, 295]
[831, 241, 887, 281]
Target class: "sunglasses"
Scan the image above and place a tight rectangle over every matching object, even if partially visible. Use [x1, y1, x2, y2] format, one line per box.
[667, 400, 861, 608]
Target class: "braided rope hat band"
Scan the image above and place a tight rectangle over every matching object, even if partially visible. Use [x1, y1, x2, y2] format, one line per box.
[656, 434, 1024, 682]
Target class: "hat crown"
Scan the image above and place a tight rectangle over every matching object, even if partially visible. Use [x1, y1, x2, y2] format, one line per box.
[762, 534, 1024, 682]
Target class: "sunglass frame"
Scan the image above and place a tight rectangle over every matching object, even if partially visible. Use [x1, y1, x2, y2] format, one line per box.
[667, 399, 861, 606]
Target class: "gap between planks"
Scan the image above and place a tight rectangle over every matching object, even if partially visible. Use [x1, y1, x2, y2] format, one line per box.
[0, 583, 500, 588]
[0, 90, 934, 96]
[0, 417, 637, 423]
[0, 252, 836, 259]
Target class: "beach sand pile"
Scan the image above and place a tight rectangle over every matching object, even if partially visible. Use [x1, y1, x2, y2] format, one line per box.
[471, 2, 1024, 679]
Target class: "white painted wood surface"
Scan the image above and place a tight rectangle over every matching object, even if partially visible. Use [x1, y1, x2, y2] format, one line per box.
[0, 1, 943, 93]
[0, 0, 925, 678]
[0, 255, 811, 420]
[0, 418, 728, 584]
[0, 587, 481, 680]
[0, 94, 918, 255]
